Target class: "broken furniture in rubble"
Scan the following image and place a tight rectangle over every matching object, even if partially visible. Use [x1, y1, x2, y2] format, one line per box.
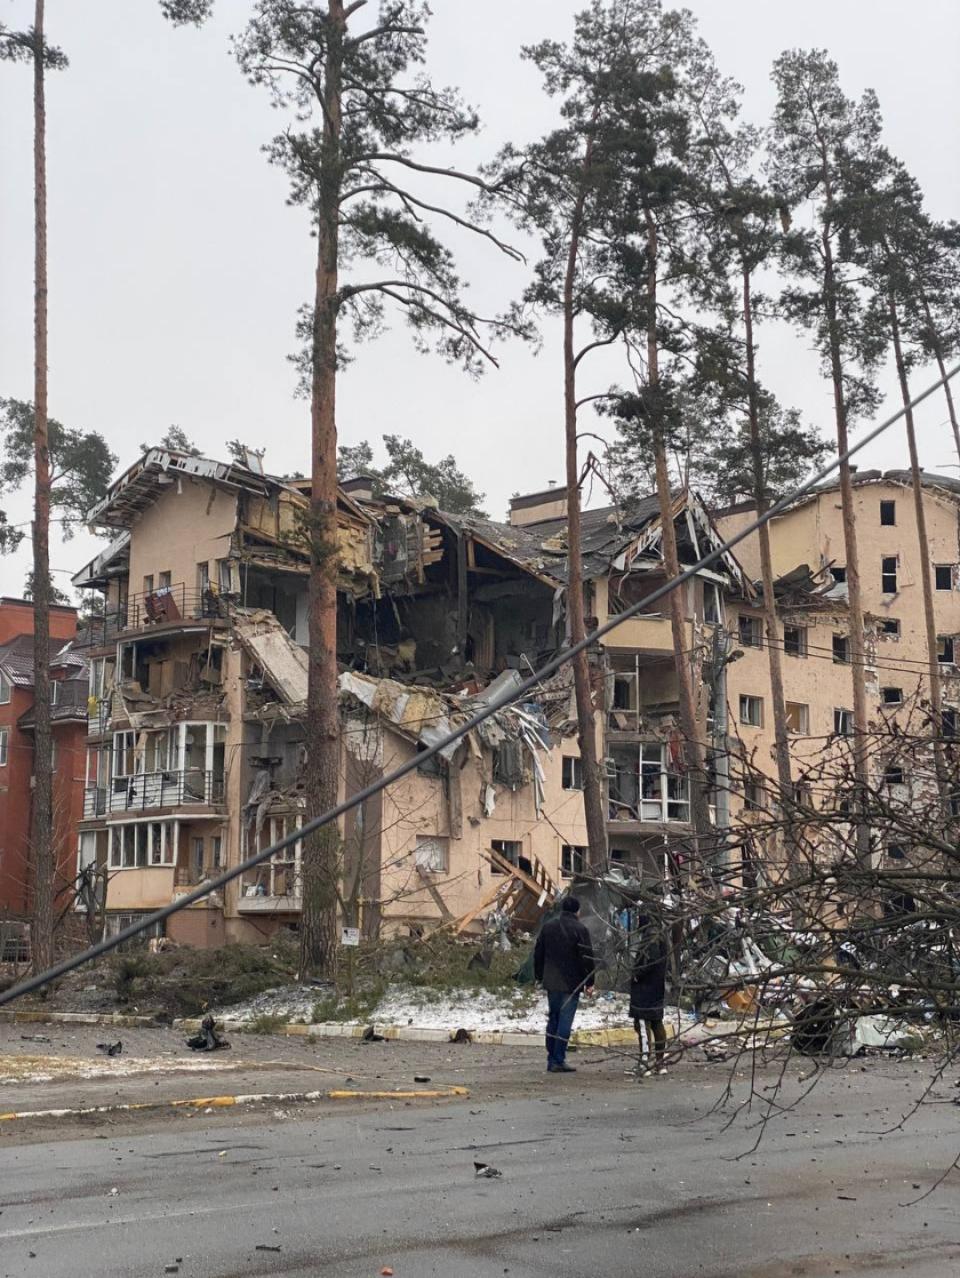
[452, 847, 557, 936]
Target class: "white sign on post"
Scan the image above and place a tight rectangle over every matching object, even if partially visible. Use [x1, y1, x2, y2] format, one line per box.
[340, 927, 360, 948]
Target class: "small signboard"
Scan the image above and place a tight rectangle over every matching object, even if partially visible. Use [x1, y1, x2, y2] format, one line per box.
[341, 927, 361, 948]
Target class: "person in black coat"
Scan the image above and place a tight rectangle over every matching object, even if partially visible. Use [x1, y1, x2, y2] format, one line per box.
[629, 912, 669, 1077]
[533, 896, 596, 1073]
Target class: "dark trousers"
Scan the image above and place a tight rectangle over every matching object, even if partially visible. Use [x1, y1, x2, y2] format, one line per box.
[546, 989, 580, 1067]
[634, 1014, 666, 1066]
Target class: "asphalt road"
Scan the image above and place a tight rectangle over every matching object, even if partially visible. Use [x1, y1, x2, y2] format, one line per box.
[2, 1055, 959, 1277]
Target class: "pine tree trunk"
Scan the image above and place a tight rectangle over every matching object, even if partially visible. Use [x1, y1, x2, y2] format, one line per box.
[562, 158, 607, 873]
[920, 295, 960, 470]
[821, 228, 871, 868]
[644, 208, 711, 846]
[30, 0, 54, 977]
[888, 290, 947, 806]
[300, 0, 344, 980]
[742, 265, 796, 874]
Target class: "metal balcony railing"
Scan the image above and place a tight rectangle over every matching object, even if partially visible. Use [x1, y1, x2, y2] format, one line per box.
[82, 769, 224, 818]
[75, 583, 227, 647]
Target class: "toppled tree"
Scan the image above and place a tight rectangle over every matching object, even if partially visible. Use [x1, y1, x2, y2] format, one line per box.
[228, 1, 525, 979]
[336, 433, 487, 515]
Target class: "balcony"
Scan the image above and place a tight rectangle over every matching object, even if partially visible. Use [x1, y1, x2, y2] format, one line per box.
[602, 613, 693, 654]
[76, 583, 227, 647]
[83, 770, 224, 818]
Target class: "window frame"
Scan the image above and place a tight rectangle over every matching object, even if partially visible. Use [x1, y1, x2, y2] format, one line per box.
[0, 670, 11, 705]
[784, 701, 809, 734]
[938, 636, 956, 666]
[561, 755, 584, 791]
[490, 839, 522, 874]
[414, 834, 448, 874]
[739, 694, 763, 728]
[880, 500, 896, 526]
[737, 614, 762, 649]
[783, 624, 807, 658]
[881, 555, 898, 594]
[834, 707, 853, 737]
[880, 618, 901, 638]
[832, 634, 850, 665]
[560, 844, 587, 879]
[935, 564, 955, 591]
[0, 727, 8, 767]
[881, 686, 903, 706]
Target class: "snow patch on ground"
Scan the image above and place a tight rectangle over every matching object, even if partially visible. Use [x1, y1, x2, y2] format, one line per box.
[0, 1054, 241, 1085]
[214, 982, 695, 1037]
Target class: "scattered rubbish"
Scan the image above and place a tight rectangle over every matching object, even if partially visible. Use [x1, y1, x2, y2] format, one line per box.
[164, 1267, 179, 1275]
[96, 1041, 123, 1057]
[255, 1245, 282, 1253]
[451, 1028, 473, 1044]
[19, 1034, 50, 1044]
[218, 1151, 227, 1158]
[186, 1015, 231, 1052]
[108, 1187, 119, 1197]
[474, 1161, 502, 1179]
[413, 1075, 431, 1083]
[362, 1026, 386, 1043]
[381, 1268, 395, 1276]
[837, 1195, 857, 1201]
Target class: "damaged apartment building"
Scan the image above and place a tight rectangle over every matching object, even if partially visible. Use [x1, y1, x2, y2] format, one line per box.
[71, 445, 751, 946]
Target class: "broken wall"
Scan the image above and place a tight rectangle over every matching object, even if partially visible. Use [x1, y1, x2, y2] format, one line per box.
[127, 480, 239, 601]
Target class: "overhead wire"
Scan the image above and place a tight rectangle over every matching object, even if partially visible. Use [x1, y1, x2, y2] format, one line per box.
[2, 362, 959, 1007]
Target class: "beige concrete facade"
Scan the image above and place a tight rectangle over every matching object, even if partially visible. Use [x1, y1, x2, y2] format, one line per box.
[719, 472, 960, 856]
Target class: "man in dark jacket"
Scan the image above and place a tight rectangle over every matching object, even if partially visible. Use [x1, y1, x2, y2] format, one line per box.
[533, 896, 596, 1073]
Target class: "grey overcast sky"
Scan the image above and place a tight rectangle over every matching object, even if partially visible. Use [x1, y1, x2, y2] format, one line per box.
[1, 0, 959, 599]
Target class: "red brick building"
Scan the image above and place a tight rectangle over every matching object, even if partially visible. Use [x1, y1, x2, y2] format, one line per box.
[0, 598, 88, 923]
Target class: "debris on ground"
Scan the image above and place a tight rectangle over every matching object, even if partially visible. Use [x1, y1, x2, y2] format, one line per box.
[96, 1040, 122, 1057]
[361, 1026, 386, 1043]
[474, 1161, 502, 1178]
[185, 1015, 230, 1052]
[451, 1028, 473, 1044]
[413, 1075, 431, 1082]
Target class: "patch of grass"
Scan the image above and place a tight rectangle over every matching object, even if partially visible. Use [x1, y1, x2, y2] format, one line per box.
[311, 982, 385, 1024]
[109, 939, 298, 1019]
[248, 1013, 288, 1036]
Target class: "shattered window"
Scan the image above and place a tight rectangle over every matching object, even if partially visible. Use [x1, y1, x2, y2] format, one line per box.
[415, 835, 447, 873]
[490, 839, 522, 873]
[784, 702, 809, 734]
[739, 695, 763, 727]
[832, 634, 849, 665]
[560, 844, 586, 878]
[738, 615, 762, 648]
[562, 756, 584, 790]
[938, 636, 955, 665]
[833, 708, 853, 737]
[783, 625, 807, 657]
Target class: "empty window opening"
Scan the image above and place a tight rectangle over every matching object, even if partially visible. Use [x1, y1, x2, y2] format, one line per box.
[562, 756, 584, 791]
[738, 615, 762, 648]
[739, 695, 763, 727]
[783, 625, 807, 657]
[784, 701, 809, 734]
